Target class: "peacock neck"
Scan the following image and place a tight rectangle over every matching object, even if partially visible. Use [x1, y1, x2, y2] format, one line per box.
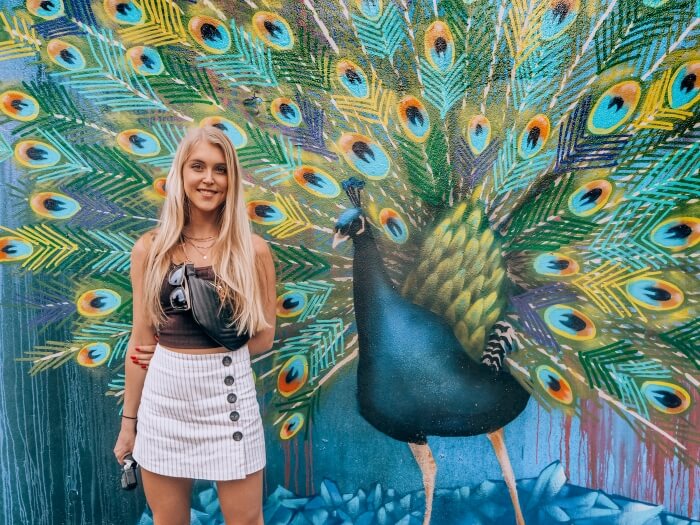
[351, 227, 400, 317]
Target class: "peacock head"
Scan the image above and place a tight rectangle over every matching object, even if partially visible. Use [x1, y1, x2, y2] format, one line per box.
[332, 177, 368, 248]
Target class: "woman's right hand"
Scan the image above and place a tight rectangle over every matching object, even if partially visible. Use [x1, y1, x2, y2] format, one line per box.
[114, 425, 136, 465]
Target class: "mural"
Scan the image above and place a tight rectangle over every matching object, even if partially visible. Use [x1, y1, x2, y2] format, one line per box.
[0, 0, 698, 524]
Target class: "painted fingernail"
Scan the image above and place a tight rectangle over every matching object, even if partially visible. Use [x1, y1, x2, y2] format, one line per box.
[141, 365, 147, 369]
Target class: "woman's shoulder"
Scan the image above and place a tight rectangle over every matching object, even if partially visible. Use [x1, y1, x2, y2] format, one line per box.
[251, 233, 271, 256]
[132, 229, 159, 260]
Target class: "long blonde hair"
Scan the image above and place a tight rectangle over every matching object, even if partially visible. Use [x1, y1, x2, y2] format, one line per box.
[142, 126, 270, 336]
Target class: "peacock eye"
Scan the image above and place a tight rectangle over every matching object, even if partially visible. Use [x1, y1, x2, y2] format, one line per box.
[625, 278, 684, 311]
[0, 236, 34, 262]
[667, 60, 700, 110]
[279, 412, 305, 440]
[540, 0, 580, 41]
[77, 289, 122, 317]
[252, 11, 294, 51]
[293, 166, 341, 198]
[126, 46, 164, 76]
[277, 355, 309, 397]
[397, 96, 431, 143]
[103, 0, 145, 25]
[536, 366, 574, 405]
[424, 21, 455, 72]
[641, 381, 691, 414]
[76, 342, 111, 368]
[153, 177, 167, 197]
[518, 114, 550, 159]
[30, 192, 80, 220]
[1, 90, 39, 121]
[27, 0, 64, 19]
[650, 216, 699, 251]
[337, 60, 369, 99]
[467, 115, 491, 155]
[188, 15, 231, 54]
[568, 179, 613, 217]
[116, 129, 160, 157]
[277, 291, 307, 318]
[247, 200, 286, 224]
[379, 208, 409, 244]
[200, 117, 247, 149]
[338, 132, 390, 180]
[533, 253, 579, 276]
[587, 80, 641, 135]
[14, 140, 61, 168]
[47, 39, 86, 71]
[271, 97, 302, 127]
[355, 0, 383, 19]
[544, 304, 596, 341]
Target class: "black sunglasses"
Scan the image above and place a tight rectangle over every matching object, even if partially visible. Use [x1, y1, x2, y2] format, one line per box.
[168, 264, 189, 311]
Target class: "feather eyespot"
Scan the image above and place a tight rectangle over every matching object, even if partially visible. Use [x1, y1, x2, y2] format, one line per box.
[188, 16, 231, 54]
[588, 80, 641, 135]
[277, 355, 309, 397]
[518, 114, 550, 159]
[271, 97, 302, 127]
[397, 96, 431, 143]
[279, 413, 305, 440]
[668, 61, 700, 110]
[103, 0, 145, 25]
[252, 12, 294, 50]
[14, 140, 61, 168]
[650, 216, 699, 251]
[1, 90, 39, 121]
[544, 305, 596, 341]
[337, 60, 369, 99]
[116, 129, 160, 157]
[540, 0, 579, 41]
[533, 253, 579, 276]
[379, 209, 409, 244]
[641, 381, 690, 414]
[77, 289, 122, 317]
[30, 192, 80, 219]
[467, 115, 491, 155]
[277, 291, 307, 318]
[293, 166, 341, 198]
[355, 0, 383, 19]
[0, 237, 33, 262]
[27, 0, 64, 19]
[200, 117, 247, 149]
[126, 46, 163, 75]
[247, 200, 286, 224]
[625, 278, 684, 311]
[568, 180, 613, 217]
[153, 177, 167, 197]
[424, 21, 455, 72]
[76, 342, 111, 367]
[536, 366, 574, 405]
[47, 39, 86, 71]
[338, 133, 390, 180]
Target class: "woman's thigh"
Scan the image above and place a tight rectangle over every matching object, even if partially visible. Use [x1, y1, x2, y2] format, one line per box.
[141, 467, 193, 525]
[217, 468, 264, 525]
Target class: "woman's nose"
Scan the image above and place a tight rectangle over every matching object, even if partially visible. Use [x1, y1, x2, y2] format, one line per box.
[202, 170, 214, 182]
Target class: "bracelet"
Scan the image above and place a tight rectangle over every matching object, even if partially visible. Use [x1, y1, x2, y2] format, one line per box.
[121, 415, 137, 420]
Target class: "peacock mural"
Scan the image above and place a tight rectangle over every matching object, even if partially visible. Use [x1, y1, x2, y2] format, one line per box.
[0, 0, 698, 523]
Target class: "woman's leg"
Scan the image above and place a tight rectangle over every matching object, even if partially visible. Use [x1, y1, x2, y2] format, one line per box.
[217, 468, 264, 525]
[141, 467, 194, 525]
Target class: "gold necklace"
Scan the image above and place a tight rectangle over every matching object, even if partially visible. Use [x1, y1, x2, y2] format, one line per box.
[183, 240, 212, 261]
[182, 232, 216, 242]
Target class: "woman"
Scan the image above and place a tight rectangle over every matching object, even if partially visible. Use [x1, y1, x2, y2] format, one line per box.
[113, 126, 276, 525]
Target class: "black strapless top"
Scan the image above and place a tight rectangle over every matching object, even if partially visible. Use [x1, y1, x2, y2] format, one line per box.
[157, 263, 221, 349]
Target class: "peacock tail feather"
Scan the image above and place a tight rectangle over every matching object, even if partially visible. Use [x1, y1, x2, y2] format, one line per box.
[0, 0, 698, 465]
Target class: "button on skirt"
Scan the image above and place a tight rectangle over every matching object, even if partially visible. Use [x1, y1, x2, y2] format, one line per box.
[132, 343, 266, 480]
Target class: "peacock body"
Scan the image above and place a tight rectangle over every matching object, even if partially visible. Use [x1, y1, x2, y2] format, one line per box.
[0, 0, 698, 521]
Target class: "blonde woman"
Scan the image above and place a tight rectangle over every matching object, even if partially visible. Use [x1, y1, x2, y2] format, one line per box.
[113, 126, 276, 525]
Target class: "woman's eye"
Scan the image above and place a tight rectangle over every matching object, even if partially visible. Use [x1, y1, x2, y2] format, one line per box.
[191, 163, 202, 170]
[216, 166, 227, 174]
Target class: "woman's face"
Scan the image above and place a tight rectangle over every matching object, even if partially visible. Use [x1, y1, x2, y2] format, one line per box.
[182, 140, 229, 215]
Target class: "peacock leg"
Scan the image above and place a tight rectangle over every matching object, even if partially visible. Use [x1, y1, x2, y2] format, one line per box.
[408, 442, 437, 525]
[487, 428, 525, 525]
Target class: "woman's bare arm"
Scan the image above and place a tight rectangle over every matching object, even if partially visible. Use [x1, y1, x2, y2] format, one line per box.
[247, 235, 277, 355]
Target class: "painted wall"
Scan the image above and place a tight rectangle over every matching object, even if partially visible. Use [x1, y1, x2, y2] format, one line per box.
[1, 0, 698, 524]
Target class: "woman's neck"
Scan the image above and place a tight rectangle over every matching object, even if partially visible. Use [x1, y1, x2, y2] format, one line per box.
[183, 211, 220, 238]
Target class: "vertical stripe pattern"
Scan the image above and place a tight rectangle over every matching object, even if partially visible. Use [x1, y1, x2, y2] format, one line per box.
[132, 344, 265, 480]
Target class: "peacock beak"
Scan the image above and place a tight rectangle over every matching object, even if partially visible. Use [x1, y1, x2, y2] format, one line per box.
[332, 232, 349, 248]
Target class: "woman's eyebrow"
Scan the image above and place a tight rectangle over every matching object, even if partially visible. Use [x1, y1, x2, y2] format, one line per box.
[187, 158, 226, 166]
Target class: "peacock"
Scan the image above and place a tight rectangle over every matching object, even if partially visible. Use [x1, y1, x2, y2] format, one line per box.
[0, 0, 698, 523]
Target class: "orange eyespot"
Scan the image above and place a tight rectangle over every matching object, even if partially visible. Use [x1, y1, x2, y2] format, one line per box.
[200, 117, 247, 149]
[544, 305, 596, 341]
[379, 209, 408, 244]
[1, 90, 39, 121]
[14, 140, 61, 168]
[30, 192, 80, 219]
[650, 216, 699, 251]
[247, 200, 286, 224]
[625, 278, 684, 311]
[279, 412, 305, 440]
[153, 177, 167, 197]
[533, 253, 579, 276]
[47, 39, 86, 71]
[397, 96, 430, 143]
[424, 21, 455, 72]
[668, 61, 700, 110]
[518, 114, 550, 159]
[126, 46, 164, 75]
[277, 355, 309, 397]
[536, 365, 574, 405]
[568, 179, 613, 217]
[27, 0, 64, 19]
[0, 236, 33, 262]
[338, 133, 390, 180]
[277, 291, 307, 318]
[252, 12, 294, 50]
[641, 381, 691, 414]
[588, 80, 641, 135]
[540, 0, 580, 41]
[188, 16, 231, 54]
[76, 342, 111, 367]
[271, 97, 302, 127]
[103, 0, 144, 25]
[293, 166, 340, 198]
[116, 129, 160, 157]
[76, 289, 122, 317]
[467, 115, 491, 155]
[337, 59, 369, 99]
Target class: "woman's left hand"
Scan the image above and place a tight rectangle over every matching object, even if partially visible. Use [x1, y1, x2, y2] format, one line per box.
[130, 343, 157, 368]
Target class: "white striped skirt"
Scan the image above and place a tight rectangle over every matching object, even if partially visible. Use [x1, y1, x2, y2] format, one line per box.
[132, 343, 266, 480]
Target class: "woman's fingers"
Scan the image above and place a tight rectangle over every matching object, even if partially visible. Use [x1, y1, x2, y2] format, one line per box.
[130, 344, 156, 368]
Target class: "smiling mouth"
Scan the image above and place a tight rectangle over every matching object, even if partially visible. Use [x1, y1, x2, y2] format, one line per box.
[197, 189, 219, 196]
